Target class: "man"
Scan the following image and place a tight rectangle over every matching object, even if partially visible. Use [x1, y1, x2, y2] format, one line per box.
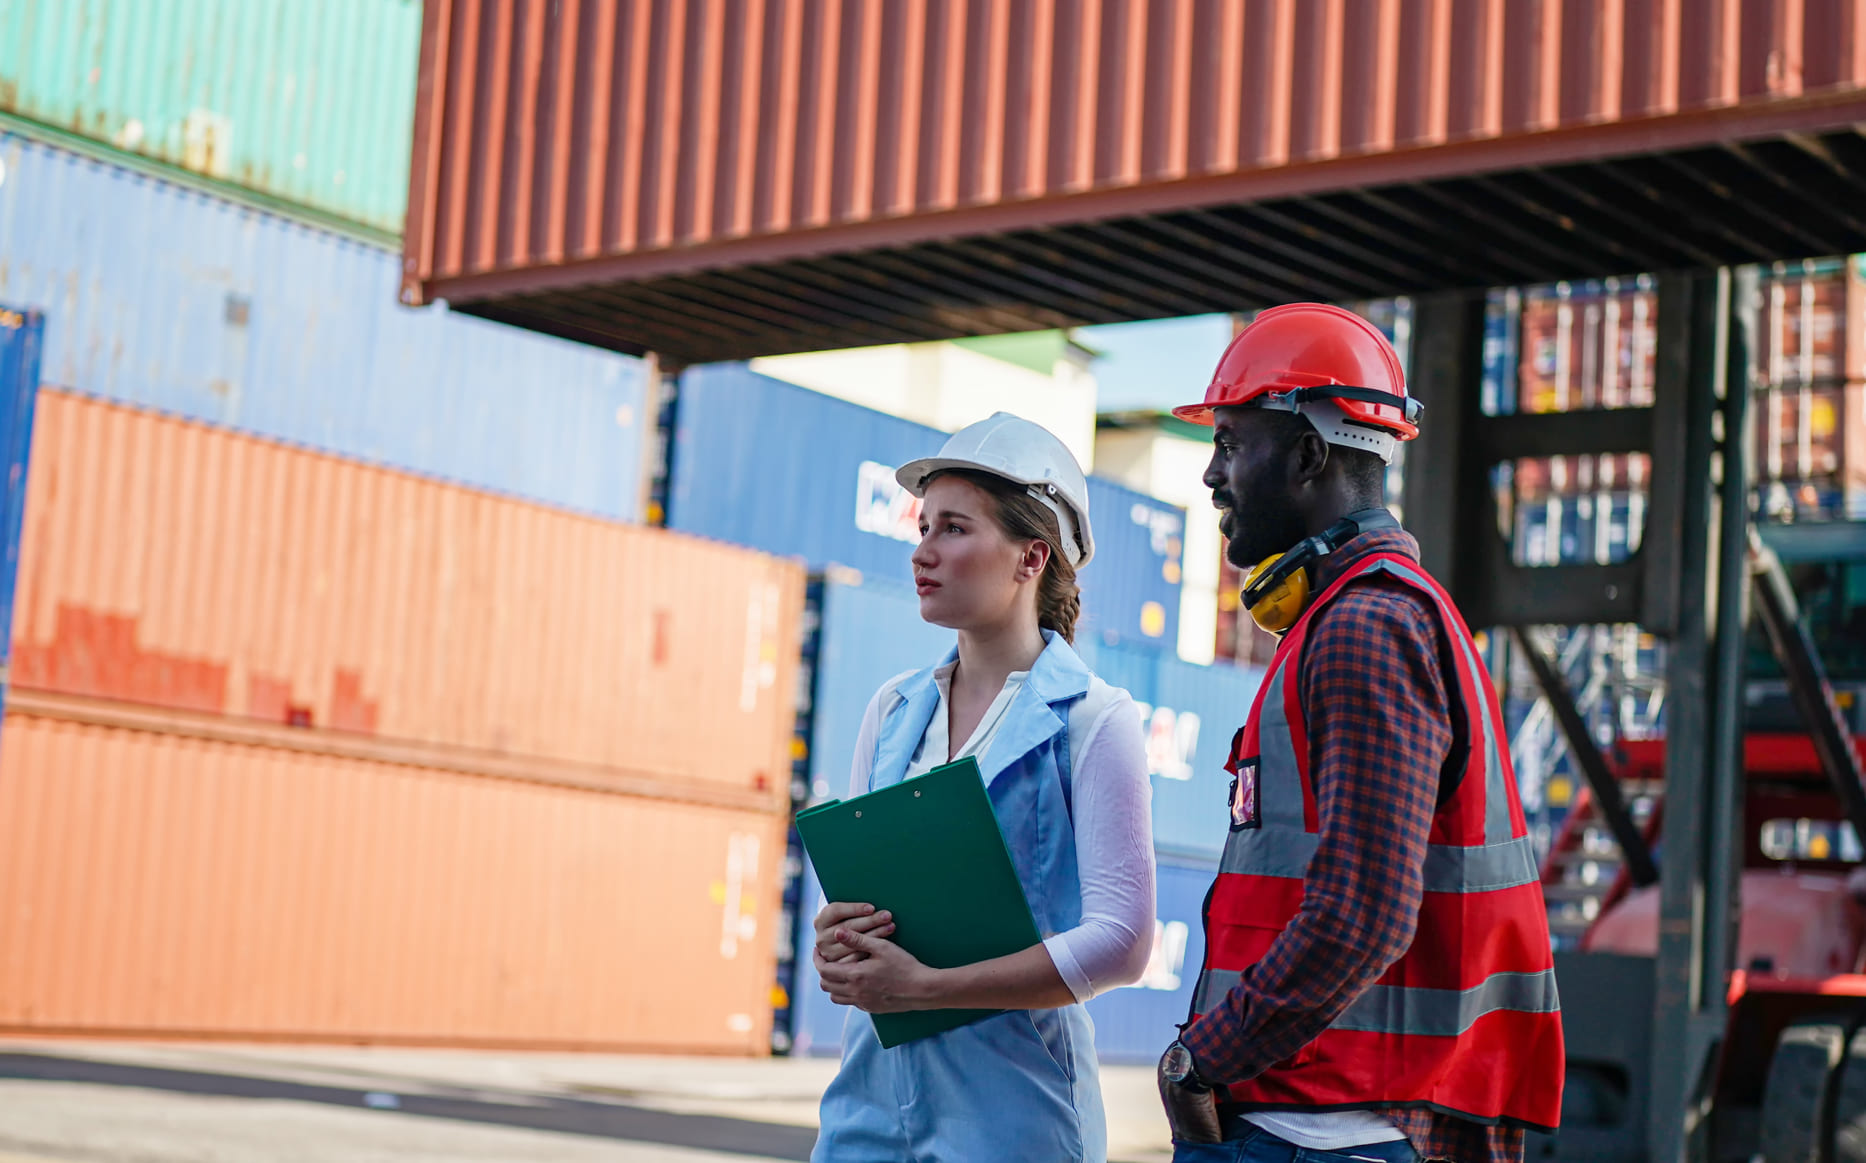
[1157, 304, 1564, 1163]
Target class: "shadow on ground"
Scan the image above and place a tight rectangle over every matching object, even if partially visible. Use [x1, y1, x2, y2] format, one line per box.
[0, 1053, 816, 1160]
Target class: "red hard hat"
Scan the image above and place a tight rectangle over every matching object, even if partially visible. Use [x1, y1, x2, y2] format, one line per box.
[1172, 304, 1421, 448]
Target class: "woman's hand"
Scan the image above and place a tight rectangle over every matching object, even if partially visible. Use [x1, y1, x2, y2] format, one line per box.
[812, 901, 895, 965]
[816, 927, 939, 1013]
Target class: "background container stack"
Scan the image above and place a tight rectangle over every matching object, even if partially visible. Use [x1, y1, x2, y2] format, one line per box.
[1751, 257, 1866, 523]
[0, 391, 804, 1049]
[0, 0, 421, 240]
[0, 133, 647, 520]
[0, 0, 824, 1052]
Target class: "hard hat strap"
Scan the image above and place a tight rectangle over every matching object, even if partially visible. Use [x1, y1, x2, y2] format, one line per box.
[1025, 482, 1086, 568]
[1259, 385, 1424, 427]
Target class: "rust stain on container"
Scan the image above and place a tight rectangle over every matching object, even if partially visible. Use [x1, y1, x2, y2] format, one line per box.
[0, 710, 784, 1051]
[11, 391, 803, 800]
[403, 0, 1866, 305]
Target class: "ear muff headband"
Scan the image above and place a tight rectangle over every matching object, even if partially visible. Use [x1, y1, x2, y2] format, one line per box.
[1241, 509, 1401, 634]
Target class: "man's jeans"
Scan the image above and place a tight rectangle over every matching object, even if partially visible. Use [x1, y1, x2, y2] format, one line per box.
[1172, 1117, 1422, 1163]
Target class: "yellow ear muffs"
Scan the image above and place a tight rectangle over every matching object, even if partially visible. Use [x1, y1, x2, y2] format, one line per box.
[1244, 554, 1311, 634]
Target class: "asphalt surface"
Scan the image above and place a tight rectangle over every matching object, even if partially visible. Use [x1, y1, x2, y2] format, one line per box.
[0, 1041, 1176, 1163]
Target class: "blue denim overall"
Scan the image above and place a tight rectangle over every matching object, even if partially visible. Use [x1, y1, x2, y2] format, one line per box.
[812, 632, 1106, 1163]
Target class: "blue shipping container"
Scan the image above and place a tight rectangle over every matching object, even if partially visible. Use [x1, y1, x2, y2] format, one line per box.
[669, 363, 1183, 647]
[0, 304, 42, 692]
[1083, 640, 1265, 864]
[0, 133, 644, 519]
[791, 853, 1217, 1063]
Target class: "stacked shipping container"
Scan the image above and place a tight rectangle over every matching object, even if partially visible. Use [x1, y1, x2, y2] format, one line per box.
[0, 392, 805, 1048]
[1752, 258, 1866, 523]
[0, 133, 647, 521]
[0, 0, 422, 237]
[0, 2, 801, 1047]
[0, 714, 788, 1050]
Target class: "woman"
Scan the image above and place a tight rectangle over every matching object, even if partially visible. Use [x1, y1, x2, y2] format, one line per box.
[810, 412, 1157, 1163]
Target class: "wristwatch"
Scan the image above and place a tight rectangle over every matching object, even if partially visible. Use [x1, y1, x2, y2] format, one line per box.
[1162, 1040, 1211, 1092]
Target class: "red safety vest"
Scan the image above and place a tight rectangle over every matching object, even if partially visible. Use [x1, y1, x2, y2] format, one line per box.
[1191, 552, 1564, 1131]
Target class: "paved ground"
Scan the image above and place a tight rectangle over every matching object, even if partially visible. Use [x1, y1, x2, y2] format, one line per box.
[0, 1040, 1176, 1162]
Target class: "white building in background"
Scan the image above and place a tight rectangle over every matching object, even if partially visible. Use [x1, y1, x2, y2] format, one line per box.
[1093, 416, 1223, 665]
[752, 332, 1100, 472]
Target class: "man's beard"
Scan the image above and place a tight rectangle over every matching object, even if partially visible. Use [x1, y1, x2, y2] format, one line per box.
[1221, 470, 1308, 571]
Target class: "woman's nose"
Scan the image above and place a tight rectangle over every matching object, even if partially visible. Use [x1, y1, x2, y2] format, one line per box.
[910, 539, 934, 568]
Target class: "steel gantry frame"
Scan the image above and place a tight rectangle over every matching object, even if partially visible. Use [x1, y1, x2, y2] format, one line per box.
[1403, 270, 1756, 1163]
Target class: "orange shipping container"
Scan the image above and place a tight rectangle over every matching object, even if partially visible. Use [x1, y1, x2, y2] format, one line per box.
[0, 704, 784, 1050]
[10, 391, 802, 803]
[1516, 283, 1658, 415]
[1755, 266, 1850, 387]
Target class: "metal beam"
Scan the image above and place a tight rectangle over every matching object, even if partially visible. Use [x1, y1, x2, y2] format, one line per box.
[1400, 292, 1487, 592]
[1474, 409, 1657, 461]
[1510, 626, 1660, 887]
[1648, 269, 1741, 1163]
[1701, 265, 1757, 1113]
[1751, 539, 1866, 841]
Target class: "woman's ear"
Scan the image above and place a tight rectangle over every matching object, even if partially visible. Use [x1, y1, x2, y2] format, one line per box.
[1019, 539, 1051, 582]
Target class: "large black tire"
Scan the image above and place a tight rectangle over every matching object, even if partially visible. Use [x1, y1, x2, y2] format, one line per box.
[1835, 1027, 1866, 1163]
[1761, 1017, 1849, 1163]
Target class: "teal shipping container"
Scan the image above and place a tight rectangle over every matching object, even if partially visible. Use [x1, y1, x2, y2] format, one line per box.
[0, 0, 421, 236]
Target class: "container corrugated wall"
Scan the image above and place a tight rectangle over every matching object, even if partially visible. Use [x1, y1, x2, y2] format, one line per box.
[404, 0, 1866, 299]
[0, 133, 646, 521]
[0, 709, 784, 1050]
[669, 364, 1183, 647]
[13, 390, 802, 799]
[1, 0, 422, 235]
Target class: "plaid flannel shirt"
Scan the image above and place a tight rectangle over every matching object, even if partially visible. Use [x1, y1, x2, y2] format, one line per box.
[1181, 529, 1527, 1163]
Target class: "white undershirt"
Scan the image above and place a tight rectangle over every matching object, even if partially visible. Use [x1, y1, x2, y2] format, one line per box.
[848, 662, 1155, 1001]
[1238, 1110, 1406, 1151]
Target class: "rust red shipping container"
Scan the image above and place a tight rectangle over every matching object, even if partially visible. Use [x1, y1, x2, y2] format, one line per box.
[403, 0, 1866, 305]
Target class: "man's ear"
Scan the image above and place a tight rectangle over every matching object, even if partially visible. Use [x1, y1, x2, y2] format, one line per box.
[1289, 428, 1331, 489]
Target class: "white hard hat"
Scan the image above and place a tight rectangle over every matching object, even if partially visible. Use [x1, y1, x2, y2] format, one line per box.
[896, 412, 1094, 567]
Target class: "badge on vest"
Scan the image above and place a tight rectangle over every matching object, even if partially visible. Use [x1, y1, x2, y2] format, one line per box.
[1229, 758, 1261, 830]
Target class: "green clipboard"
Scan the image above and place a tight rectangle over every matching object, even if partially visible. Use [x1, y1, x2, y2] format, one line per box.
[794, 756, 1042, 1048]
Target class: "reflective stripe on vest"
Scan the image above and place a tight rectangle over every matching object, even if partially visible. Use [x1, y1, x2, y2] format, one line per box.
[1195, 967, 1560, 1035]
